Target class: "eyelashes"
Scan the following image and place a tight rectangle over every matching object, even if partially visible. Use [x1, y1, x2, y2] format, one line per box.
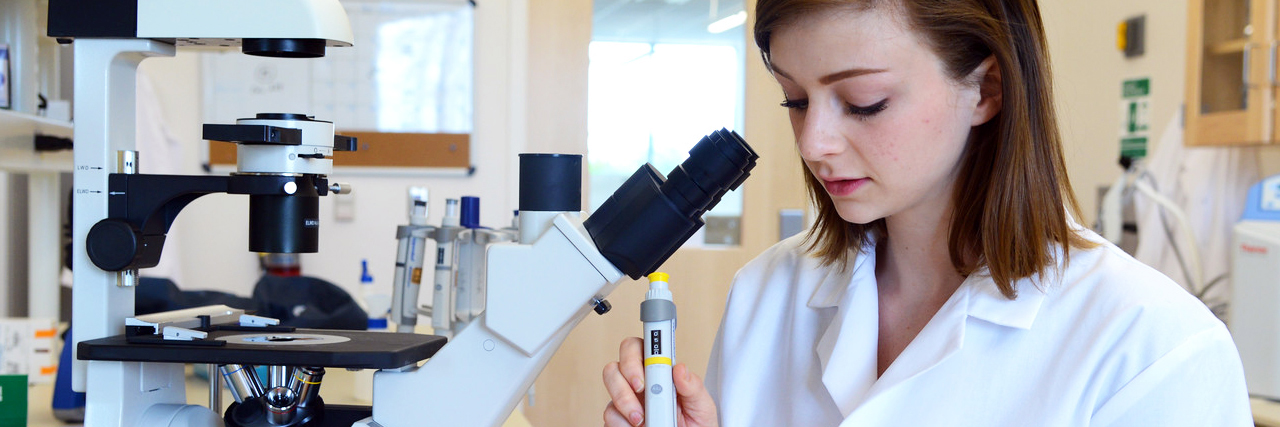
[847, 99, 888, 117]
[780, 99, 808, 110]
[780, 98, 889, 119]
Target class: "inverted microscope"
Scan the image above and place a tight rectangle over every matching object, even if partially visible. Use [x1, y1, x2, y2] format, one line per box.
[49, 1, 430, 426]
[51, 1, 758, 426]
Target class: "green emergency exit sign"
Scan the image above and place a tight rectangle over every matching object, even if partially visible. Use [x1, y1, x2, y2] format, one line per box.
[1120, 77, 1150, 158]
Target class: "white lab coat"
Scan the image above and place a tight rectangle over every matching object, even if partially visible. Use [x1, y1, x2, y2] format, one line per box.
[705, 229, 1251, 426]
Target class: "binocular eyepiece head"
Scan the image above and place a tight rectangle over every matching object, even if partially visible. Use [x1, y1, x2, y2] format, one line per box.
[582, 128, 758, 279]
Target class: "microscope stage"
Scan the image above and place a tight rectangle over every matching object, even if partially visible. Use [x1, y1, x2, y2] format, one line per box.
[78, 328, 446, 369]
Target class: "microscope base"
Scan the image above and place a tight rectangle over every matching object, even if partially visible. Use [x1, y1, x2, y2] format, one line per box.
[78, 328, 445, 369]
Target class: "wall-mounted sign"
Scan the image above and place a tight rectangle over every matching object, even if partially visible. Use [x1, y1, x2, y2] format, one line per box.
[0, 44, 10, 109]
[1120, 77, 1150, 158]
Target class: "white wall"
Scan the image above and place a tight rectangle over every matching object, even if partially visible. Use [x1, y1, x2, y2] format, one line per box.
[1042, 0, 1280, 226]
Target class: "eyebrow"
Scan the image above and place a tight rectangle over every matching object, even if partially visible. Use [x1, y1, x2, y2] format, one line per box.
[773, 66, 889, 85]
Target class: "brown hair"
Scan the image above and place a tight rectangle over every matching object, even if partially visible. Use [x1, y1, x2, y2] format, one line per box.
[755, 0, 1093, 299]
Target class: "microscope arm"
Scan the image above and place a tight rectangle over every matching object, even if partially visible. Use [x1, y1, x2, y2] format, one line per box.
[369, 213, 623, 427]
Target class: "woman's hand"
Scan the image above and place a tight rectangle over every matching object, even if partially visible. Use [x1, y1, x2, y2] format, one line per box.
[602, 337, 719, 427]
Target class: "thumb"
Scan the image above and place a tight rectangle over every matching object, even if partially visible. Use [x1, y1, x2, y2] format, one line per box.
[672, 363, 718, 427]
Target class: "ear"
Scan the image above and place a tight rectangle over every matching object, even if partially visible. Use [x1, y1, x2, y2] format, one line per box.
[970, 55, 1002, 126]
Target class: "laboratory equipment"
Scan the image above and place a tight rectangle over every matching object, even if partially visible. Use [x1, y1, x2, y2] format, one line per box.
[642, 272, 677, 427]
[430, 199, 464, 337]
[74, 127, 753, 427]
[390, 192, 515, 336]
[367, 129, 756, 427]
[390, 187, 432, 333]
[84, 113, 358, 273]
[1230, 174, 1280, 399]
[53, 1, 758, 425]
[451, 197, 517, 334]
[49, 1, 369, 425]
[387, 192, 463, 336]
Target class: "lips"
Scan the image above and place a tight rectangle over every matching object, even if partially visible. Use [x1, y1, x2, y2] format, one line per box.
[822, 178, 868, 196]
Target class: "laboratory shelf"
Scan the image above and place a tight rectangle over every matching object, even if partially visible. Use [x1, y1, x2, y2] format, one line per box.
[0, 108, 73, 172]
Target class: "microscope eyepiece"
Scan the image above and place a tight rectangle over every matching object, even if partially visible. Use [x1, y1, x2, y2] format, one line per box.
[585, 128, 758, 279]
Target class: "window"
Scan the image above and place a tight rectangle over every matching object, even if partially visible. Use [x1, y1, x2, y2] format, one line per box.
[588, 0, 747, 246]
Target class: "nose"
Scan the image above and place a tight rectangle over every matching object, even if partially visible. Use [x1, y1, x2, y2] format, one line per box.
[794, 107, 844, 161]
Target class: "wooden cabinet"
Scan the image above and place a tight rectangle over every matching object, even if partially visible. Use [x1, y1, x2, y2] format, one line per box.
[1186, 0, 1277, 145]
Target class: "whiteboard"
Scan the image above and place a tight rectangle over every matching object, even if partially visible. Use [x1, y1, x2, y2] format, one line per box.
[201, 0, 473, 134]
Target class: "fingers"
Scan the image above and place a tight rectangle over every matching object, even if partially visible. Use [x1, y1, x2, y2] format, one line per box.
[604, 401, 634, 427]
[602, 361, 645, 426]
[619, 337, 645, 392]
[602, 337, 649, 427]
[673, 363, 719, 427]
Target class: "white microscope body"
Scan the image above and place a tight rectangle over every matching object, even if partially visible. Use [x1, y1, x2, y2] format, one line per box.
[369, 211, 623, 426]
[55, 1, 353, 426]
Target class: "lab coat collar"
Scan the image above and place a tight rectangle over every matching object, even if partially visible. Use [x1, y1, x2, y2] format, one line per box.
[961, 270, 1049, 330]
[963, 238, 1067, 329]
[808, 236, 1064, 416]
[807, 237, 1059, 328]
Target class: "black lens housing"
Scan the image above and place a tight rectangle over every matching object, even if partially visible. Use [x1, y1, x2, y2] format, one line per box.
[585, 129, 758, 279]
[242, 38, 327, 58]
[249, 180, 321, 254]
[519, 154, 582, 212]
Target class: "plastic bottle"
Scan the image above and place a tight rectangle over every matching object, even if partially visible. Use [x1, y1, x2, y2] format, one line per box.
[360, 259, 390, 331]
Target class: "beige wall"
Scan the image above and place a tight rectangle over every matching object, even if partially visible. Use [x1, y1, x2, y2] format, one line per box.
[1042, 0, 1280, 226]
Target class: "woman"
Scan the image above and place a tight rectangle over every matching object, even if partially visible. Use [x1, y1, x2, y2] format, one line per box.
[603, 0, 1251, 426]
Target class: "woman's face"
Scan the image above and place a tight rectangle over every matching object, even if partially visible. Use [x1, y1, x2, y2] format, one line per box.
[770, 7, 997, 226]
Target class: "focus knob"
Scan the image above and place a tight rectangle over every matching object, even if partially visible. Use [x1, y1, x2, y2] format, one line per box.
[86, 219, 140, 271]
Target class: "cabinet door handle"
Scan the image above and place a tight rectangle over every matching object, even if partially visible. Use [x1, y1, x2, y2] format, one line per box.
[1244, 42, 1253, 89]
[1271, 42, 1278, 86]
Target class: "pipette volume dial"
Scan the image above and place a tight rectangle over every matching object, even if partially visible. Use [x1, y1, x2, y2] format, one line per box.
[641, 272, 677, 427]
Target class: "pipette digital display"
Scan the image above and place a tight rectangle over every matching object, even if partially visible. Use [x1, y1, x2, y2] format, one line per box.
[642, 272, 677, 427]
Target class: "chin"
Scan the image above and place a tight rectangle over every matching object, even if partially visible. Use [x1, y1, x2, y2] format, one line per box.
[833, 205, 882, 225]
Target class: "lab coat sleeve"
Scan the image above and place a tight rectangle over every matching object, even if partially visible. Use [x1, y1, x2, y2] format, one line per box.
[1090, 325, 1252, 426]
[704, 321, 726, 410]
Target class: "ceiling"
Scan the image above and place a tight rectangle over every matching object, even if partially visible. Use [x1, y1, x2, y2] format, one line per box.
[591, 0, 747, 46]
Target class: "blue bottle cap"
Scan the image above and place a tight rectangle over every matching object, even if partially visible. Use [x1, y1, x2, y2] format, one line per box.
[461, 196, 481, 229]
[367, 317, 388, 330]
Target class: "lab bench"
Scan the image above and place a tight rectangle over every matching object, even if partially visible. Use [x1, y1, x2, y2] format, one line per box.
[23, 366, 535, 427]
[1254, 397, 1280, 427]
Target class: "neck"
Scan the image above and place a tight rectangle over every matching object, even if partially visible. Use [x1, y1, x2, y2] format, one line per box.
[877, 202, 966, 300]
